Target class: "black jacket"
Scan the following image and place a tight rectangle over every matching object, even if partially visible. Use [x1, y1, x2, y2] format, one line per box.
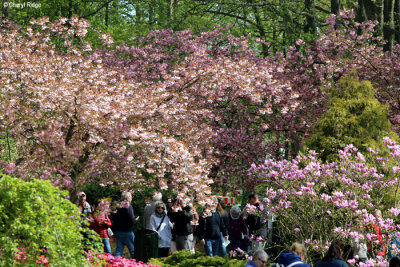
[245, 202, 262, 235]
[112, 205, 137, 232]
[197, 211, 228, 240]
[168, 205, 193, 236]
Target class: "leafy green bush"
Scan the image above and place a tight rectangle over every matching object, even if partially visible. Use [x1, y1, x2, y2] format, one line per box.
[149, 250, 247, 267]
[0, 174, 103, 266]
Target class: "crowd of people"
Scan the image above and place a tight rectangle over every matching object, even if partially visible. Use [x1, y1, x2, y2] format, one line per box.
[77, 191, 400, 267]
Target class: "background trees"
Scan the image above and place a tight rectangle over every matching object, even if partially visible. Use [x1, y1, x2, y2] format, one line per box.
[2, 0, 400, 52]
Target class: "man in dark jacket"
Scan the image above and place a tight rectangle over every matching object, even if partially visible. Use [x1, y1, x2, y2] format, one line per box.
[197, 203, 228, 257]
[113, 191, 139, 258]
[246, 194, 262, 236]
[245, 193, 275, 251]
[168, 198, 194, 251]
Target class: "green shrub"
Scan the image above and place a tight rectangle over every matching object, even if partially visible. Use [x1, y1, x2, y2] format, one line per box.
[149, 250, 247, 267]
[0, 174, 103, 266]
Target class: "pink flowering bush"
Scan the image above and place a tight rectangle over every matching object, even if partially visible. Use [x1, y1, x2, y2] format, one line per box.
[249, 138, 400, 266]
[86, 252, 160, 267]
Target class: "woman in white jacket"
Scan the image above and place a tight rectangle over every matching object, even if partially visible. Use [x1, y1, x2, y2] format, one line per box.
[151, 201, 172, 257]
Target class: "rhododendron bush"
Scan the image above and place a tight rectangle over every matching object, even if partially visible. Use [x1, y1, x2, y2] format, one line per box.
[249, 138, 400, 266]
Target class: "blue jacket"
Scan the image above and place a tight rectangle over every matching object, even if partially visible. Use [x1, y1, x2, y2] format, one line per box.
[314, 259, 348, 267]
[272, 253, 310, 267]
[244, 260, 258, 267]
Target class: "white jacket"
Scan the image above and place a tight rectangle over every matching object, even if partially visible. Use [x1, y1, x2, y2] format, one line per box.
[150, 213, 172, 248]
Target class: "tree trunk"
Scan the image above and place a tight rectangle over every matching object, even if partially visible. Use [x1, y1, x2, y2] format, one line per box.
[383, 0, 395, 51]
[249, 0, 268, 56]
[168, 0, 177, 19]
[304, 0, 316, 34]
[68, 0, 73, 17]
[1, 0, 8, 19]
[395, 0, 400, 43]
[357, 0, 378, 22]
[380, 0, 385, 34]
[105, 2, 109, 28]
[148, 0, 155, 24]
[135, 2, 142, 23]
[331, 0, 341, 14]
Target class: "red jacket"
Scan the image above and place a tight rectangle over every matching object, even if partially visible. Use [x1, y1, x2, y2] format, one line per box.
[366, 223, 386, 256]
[89, 214, 112, 238]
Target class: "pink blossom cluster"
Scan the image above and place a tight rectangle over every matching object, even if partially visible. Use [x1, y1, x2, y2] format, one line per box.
[249, 140, 400, 265]
[87, 252, 161, 267]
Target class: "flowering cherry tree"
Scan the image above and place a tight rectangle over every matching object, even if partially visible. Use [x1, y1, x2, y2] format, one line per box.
[97, 26, 301, 194]
[0, 17, 215, 202]
[0, 16, 302, 201]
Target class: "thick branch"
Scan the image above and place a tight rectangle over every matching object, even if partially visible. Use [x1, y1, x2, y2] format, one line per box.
[82, 0, 114, 19]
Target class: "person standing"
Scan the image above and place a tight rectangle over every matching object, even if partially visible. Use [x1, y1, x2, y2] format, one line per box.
[168, 198, 194, 251]
[314, 240, 348, 267]
[217, 200, 229, 256]
[189, 201, 199, 253]
[197, 202, 228, 257]
[272, 242, 310, 267]
[78, 192, 93, 220]
[150, 201, 172, 257]
[228, 205, 249, 252]
[366, 209, 386, 257]
[246, 194, 262, 237]
[245, 193, 274, 251]
[166, 198, 174, 210]
[144, 192, 162, 230]
[113, 192, 139, 258]
[88, 201, 113, 254]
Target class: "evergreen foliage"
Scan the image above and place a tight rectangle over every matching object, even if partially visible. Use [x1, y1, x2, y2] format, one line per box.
[306, 73, 398, 162]
[149, 250, 247, 267]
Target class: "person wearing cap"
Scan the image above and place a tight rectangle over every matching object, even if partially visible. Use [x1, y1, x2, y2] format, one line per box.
[78, 192, 93, 219]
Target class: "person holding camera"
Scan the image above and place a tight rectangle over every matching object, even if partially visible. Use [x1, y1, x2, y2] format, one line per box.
[168, 198, 194, 251]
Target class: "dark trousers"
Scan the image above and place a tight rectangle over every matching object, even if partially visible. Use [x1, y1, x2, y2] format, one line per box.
[158, 247, 170, 257]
